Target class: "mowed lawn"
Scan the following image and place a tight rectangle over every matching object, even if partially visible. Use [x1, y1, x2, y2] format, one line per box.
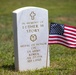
[0, 0, 76, 75]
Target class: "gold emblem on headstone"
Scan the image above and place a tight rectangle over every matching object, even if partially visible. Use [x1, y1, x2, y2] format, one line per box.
[30, 11, 36, 20]
[30, 34, 37, 42]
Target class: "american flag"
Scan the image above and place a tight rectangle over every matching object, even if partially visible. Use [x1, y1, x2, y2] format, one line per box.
[48, 23, 76, 48]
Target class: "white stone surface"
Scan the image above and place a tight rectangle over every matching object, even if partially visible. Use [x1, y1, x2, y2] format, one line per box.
[13, 7, 50, 71]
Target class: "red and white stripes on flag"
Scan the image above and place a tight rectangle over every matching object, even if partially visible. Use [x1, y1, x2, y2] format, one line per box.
[49, 24, 76, 48]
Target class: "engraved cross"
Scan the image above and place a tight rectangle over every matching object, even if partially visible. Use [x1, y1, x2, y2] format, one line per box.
[30, 11, 36, 20]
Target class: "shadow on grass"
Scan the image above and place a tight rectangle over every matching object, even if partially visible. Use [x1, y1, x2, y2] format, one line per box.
[1, 63, 15, 71]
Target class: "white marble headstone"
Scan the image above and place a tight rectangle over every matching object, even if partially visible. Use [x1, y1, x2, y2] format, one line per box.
[13, 7, 50, 71]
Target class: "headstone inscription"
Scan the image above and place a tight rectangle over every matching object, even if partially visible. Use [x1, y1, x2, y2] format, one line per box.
[13, 7, 50, 71]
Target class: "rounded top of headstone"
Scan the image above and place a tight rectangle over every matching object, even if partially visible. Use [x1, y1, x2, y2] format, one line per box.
[13, 6, 48, 13]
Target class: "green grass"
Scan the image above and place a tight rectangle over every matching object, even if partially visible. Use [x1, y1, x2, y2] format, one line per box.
[0, 0, 76, 75]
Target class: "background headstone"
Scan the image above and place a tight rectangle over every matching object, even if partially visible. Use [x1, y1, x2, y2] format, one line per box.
[13, 7, 50, 71]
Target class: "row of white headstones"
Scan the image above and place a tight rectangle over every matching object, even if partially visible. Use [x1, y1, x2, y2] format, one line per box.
[13, 6, 50, 71]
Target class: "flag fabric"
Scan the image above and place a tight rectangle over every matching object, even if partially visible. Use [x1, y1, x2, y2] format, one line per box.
[48, 23, 76, 48]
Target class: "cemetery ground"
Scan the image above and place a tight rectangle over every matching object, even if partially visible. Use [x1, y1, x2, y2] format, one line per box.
[0, 0, 76, 75]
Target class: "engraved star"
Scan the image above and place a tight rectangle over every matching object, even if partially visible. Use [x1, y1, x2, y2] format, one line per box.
[30, 11, 36, 20]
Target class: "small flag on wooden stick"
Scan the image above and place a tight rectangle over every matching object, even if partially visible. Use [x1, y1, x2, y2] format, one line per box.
[49, 23, 76, 48]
